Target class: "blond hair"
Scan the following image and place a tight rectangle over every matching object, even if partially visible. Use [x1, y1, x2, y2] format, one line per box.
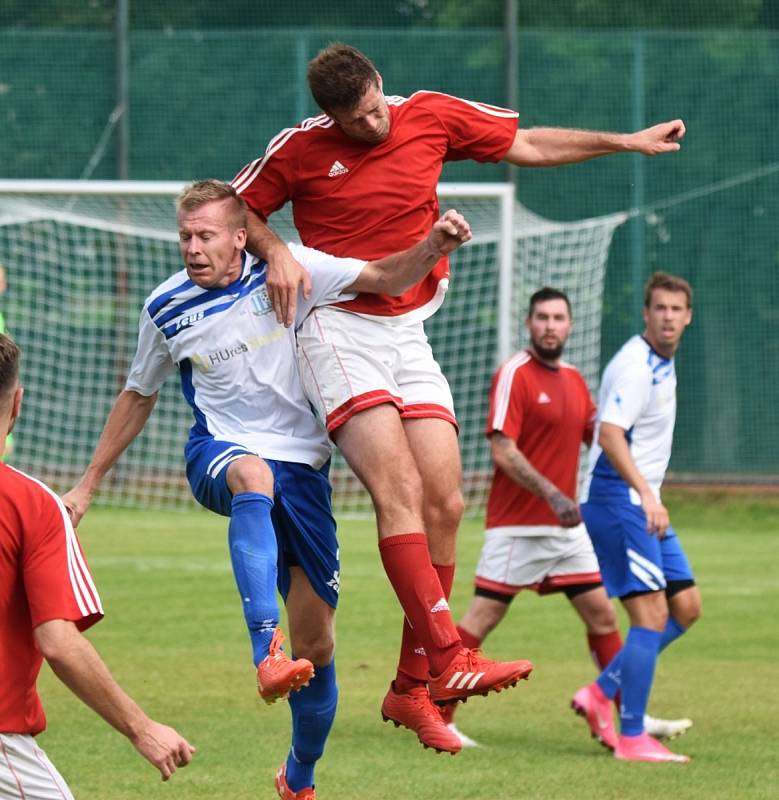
[176, 180, 247, 230]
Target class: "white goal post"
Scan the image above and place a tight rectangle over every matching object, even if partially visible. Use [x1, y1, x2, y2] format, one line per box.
[0, 180, 625, 515]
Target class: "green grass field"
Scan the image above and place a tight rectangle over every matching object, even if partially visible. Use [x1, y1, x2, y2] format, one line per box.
[37, 492, 778, 800]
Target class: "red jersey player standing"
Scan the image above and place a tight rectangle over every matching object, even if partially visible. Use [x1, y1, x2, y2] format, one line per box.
[232, 43, 686, 756]
[0, 334, 194, 799]
[444, 289, 691, 749]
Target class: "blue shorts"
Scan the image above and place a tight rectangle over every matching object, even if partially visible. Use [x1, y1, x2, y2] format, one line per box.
[581, 501, 693, 599]
[185, 436, 340, 608]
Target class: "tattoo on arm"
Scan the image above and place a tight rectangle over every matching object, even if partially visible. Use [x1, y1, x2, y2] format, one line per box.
[492, 435, 557, 498]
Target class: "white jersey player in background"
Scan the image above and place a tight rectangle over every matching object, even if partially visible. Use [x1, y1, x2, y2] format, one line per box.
[62, 180, 472, 800]
[575, 271, 701, 764]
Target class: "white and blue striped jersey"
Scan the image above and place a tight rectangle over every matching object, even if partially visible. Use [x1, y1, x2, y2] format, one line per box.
[581, 335, 677, 505]
[124, 244, 364, 469]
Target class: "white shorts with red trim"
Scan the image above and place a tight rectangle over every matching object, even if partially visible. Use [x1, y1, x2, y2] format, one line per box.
[0, 733, 75, 800]
[474, 523, 601, 597]
[297, 305, 456, 434]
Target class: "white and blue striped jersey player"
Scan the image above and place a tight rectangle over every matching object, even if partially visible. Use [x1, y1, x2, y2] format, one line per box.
[125, 243, 364, 611]
[580, 335, 694, 598]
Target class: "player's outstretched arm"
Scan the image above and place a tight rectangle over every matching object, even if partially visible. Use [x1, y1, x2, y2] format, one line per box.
[490, 432, 581, 526]
[504, 119, 685, 167]
[245, 209, 311, 328]
[34, 619, 195, 781]
[346, 209, 472, 296]
[62, 389, 157, 526]
[598, 421, 669, 536]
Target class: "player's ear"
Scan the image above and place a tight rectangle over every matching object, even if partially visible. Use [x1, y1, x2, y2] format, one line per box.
[7, 386, 23, 433]
[235, 227, 247, 250]
[376, 73, 383, 92]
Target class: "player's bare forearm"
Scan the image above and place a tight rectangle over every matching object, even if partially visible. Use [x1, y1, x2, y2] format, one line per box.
[504, 120, 685, 167]
[64, 390, 157, 522]
[244, 209, 285, 260]
[34, 620, 195, 780]
[348, 210, 471, 296]
[490, 432, 579, 525]
[35, 620, 149, 738]
[245, 209, 311, 326]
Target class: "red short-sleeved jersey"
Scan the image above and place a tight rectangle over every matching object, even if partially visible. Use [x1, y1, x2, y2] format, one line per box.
[0, 464, 103, 735]
[232, 91, 518, 321]
[485, 350, 596, 529]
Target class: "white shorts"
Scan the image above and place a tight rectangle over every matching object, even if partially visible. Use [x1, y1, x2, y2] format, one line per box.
[297, 306, 456, 433]
[0, 733, 74, 800]
[474, 523, 602, 597]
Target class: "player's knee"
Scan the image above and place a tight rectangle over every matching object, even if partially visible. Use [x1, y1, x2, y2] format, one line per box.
[427, 487, 465, 532]
[649, 603, 669, 631]
[291, 629, 335, 666]
[226, 456, 274, 496]
[675, 598, 701, 629]
[371, 469, 424, 516]
[669, 584, 701, 629]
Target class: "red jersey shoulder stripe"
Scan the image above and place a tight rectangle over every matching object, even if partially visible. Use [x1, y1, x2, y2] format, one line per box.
[491, 350, 532, 430]
[232, 113, 334, 195]
[7, 466, 103, 618]
[409, 90, 519, 119]
[384, 94, 410, 106]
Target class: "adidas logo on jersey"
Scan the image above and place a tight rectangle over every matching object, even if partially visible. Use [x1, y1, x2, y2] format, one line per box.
[537, 391, 551, 404]
[328, 160, 349, 177]
[430, 597, 450, 613]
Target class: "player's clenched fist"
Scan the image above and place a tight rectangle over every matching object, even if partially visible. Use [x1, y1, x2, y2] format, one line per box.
[630, 119, 686, 155]
[428, 209, 472, 256]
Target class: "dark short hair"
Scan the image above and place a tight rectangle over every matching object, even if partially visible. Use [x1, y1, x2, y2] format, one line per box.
[307, 43, 380, 113]
[0, 333, 20, 405]
[643, 271, 693, 308]
[176, 179, 247, 231]
[527, 287, 572, 318]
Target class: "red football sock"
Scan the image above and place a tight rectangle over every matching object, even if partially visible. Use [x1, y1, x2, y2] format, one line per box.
[379, 534, 461, 676]
[395, 562, 456, 691]
[588, 630, 623, 669]
[456, 624, 482, 651]
[588, 630, 623, 707]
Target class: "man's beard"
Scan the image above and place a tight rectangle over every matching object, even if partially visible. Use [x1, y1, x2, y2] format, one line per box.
[532, 338, 564, 361]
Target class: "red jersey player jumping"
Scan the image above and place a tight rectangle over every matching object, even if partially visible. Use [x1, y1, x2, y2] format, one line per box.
[444, 288, 691, 749]
[232, 43, 686, 757]
[0, 334, 194, 798]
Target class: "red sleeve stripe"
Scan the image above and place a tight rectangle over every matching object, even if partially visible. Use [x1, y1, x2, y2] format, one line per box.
[412, 90, 519, 119]
[232, 114, 333, 195]
[491, 351, 530, 430]
[65, 516, 102, 617]
[9, 466, 103, 617]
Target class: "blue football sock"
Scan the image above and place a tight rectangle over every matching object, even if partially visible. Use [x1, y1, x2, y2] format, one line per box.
[659, 616, 686, 651]
[619, 626, 662, 737]
[229, 492, 279, 666]
[596, 616, 688, 700]
[286, 661, 338, 792]
[596, 649, 623, 700]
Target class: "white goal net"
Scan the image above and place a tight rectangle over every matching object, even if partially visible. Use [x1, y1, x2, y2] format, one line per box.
[0, 181, 626, 515]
